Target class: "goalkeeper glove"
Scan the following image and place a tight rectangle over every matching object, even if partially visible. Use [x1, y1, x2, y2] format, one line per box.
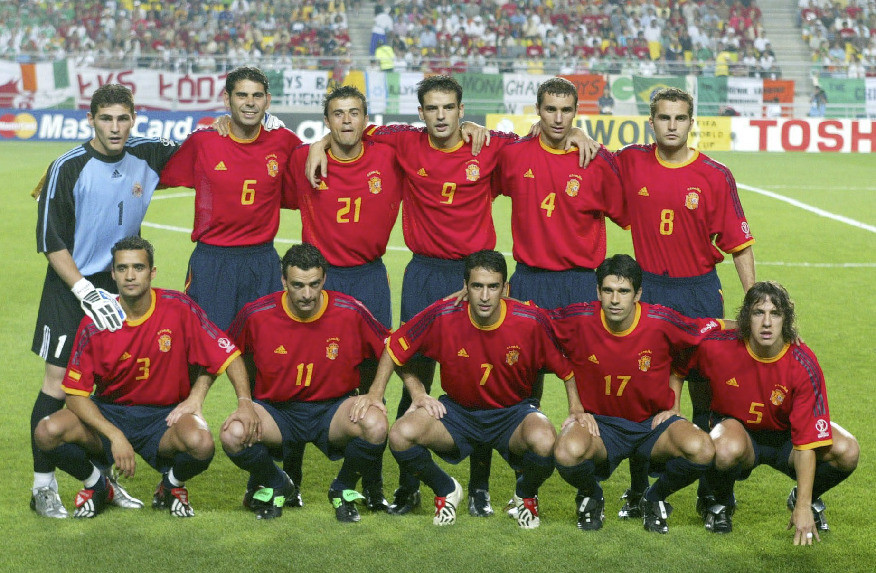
[71, 278, 126, 332]
[263, 111, 285, 131]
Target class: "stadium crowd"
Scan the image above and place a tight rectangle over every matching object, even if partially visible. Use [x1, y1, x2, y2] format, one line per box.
[799, 0, 876, 77]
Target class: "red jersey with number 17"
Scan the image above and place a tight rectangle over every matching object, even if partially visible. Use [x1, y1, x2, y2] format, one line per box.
[365, 124, 517, 259]
[160, 127, 301, 247]
[549, 301, 724, 422]
[284, 141, 403, 266]
[614, 144, 754, 277]
[63, 289, 240, 406]
[386, 299, 574, 409]
[228, 290, 389, 402]
[681, 332, 832, 450]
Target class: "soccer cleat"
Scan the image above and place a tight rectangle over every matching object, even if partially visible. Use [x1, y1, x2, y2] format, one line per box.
[250, 473, 297, 520]
[575, 494, 605, 531]
[617, 488, 644, 519]
[640, 497, 673, 534]
[153, 479, 195, 517]
[468, 488, 494, 517]
[328, 488, 365, 523]
[703, 503, 734, 534]
[30, 486, 68, 519]
[787, 486, 829, 532]
[73, 476, 113, 519]
[244, 476, 303, 510]
[104, 469, 144, 509]
[696, 494, 717, 518]
[513, 495, 540, 529]
[387, 487, 421, 515]
[433, 478, 463, 526]
[363, 487, 389, 513]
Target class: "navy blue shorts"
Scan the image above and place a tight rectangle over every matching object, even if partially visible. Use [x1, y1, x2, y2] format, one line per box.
[640, 269, 724, 319]
[185, 241, 282, 331]
[434, 396, 540, 467]
[712, 415, 795, 480]
[400, 255, 466, 323]
[593, 413, 684, 481]
[325, 258, 392, 329]
[509, 262, 597, 309]
[94, 400, 177, 473]
[32, 268, 116, 367]
[258, 397, 349, 461]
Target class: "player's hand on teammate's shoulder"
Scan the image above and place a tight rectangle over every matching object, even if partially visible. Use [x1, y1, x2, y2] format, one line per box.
[305, 136, 331, 188]
[460, 121, 490, 155]
[567, 127, 601, 168]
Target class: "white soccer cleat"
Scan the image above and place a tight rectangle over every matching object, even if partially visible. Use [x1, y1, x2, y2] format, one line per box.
[105, 469, 144, 509]
[31, 486, 68, 519]
[513, 495, 541, 529]
[433, 478, 463, 526]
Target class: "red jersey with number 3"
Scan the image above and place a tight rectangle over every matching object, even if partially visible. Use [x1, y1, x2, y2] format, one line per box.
[497, 138, 628, 270]
[228, 290, 389, 402]
[386, 299, 573, 409]
[284, 141, 403, 266]
[682, 333, 833, 449]
[365, 124, 516, 258]
[549, 301, 724, 422]
[63, 289, 240, 406]
[614, 144, 754, 277]
[160, 127, 301, 246]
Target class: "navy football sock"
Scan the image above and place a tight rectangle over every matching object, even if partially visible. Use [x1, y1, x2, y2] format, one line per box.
[44, 443, 95, 481]
[556, 459, 600, 498]
[516, 451, 554, 498]
[468, 444, 492, 492]
[282, 441, 305, 488]
[226, 443, 284, 490]
[172, 450, 214, 483]
[812, 461, 854, 500]
[648, 457, 710, 501]
[392, 445, 453, 496]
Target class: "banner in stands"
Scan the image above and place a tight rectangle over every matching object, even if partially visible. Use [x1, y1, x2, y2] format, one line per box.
[0, 109, 219, 141]
[0, 59, 74, 108]
[75, 68, 228, 111]
[731, 118, 876, 152]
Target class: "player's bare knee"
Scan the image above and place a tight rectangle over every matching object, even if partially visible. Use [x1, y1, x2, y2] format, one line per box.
[186, 429, 215, 460]
[34, 416, 63, 451]
[219, 420, 247, 453]
[830, 433, 860, 472]
[682, 431, 715, 465]
[524, 422, 556, 458]
[358, 409, 388, 444]
[713, 436, 746, 471]
[554, 431, 588, 467]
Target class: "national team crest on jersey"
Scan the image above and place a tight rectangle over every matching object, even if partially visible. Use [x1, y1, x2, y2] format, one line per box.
[770, 385, 788, 406]
[637, 351, 652, 372]
[157, 329, 173, 353]
[465, 161, 480, 182]
[505, 346, 520, 366]
[368, 175, 382, 195]
[266, 154, 279, 178]
[684, 190, 700, 210]
[326, 338, 340, 360]
[565, 175, 581, 197]
[132, 183, 143, 198]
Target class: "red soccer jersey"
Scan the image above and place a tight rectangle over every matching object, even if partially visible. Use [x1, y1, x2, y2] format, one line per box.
[386, 299, 574, 409]
[284, 141, 403, 266]
[549, 301, 724, 422]
[365, 124, 517, 259]
[228, 290, 389, 402]
[614, 144, 754, 277]
[63, 289, 240, 406]
[683, 333, 833, 450]
[160, 127, 301, 247]
[496, 138, 628, 270]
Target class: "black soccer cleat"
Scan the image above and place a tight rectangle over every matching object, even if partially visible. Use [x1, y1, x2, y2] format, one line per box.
[468, 488, 494, 517]
[387, 487, 421, 515]
[617, 488, 644, 519]
[329, 488, 364, 523]
[703, 503, 734, 534]
[696, 494, 717, 517]
[640, 497, 673, 534]
[787, 486, 829, 532]
[575, 494, 605, 531]
[244, 472, 303, 510]
[363, 487, 389, 513]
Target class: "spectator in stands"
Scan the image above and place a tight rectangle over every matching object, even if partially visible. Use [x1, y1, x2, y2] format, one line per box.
[809, 85, 828, 116]
[371, 5, 393, 55]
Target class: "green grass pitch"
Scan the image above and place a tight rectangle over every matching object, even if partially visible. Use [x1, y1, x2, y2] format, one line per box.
[1, 142, 874, 572]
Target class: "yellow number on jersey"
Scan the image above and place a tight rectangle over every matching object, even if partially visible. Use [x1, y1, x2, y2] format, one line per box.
[135, 357, 150, 381]
[747, 402, 764, 424]
[337, 197, 362, 223]
[241, 179, 257, 205]
[295, 363, 314, 386]
[440, 182, 456, 205]
[540, 192, 556, 218]
[604, 375, 631, 396]
[659, 209, 674, 235]
[479, 363, 494, 385]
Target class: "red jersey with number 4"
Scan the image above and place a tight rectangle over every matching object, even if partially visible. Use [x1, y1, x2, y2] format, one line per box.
[284, 141, 403, 266]
[228, 290, 389, 402]
[63, 289, 240, 406]
[549, 301, 724, 422]
[365, 124, 516, 259]
[682, 332, 832, 449]
[615, 144, 754, 277]
[386, 299, 573, 409]
[160, 127, 301, 246]
[497, 138, 628, 270]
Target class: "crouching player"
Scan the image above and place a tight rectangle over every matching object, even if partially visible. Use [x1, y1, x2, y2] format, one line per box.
[682, 281, 859, 543]
[34, 237, 258, 518]
[351, 250, 584, 528]
[549, 254, 718, 533]
[221, 243, 390, 522]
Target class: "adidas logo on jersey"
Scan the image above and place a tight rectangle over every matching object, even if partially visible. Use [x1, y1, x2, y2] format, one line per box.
[118, 352, 131, 361]
[111, 169, 122, 179]
[417, 168, 428, 177]
[274, 345, 288, 355]
[638, 187, 649, 196]
[588, 354, 599, 364]
[457, 348, 469, 358]
[318, 181, 328, 190]
[725, 377, 739, 387]
[215, 161, 227, 171]
[523, 169, 534, 178]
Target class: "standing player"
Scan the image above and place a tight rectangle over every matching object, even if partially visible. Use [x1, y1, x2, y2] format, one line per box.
[681, 281, 858, 542]
[351, 250, 585, 528]
[549, 254, 718, 533]
[33, 237, 258, 518]
[221, 243, 390, 522]
[159, 65, 302, 331]
[613, 87, 755, 517]
[31, 83, 178, 517]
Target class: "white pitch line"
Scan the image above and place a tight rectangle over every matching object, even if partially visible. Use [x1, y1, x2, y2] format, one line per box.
[140, 222, 874, 267]
[738, 183, 876, 234]
[152, 191, 196, 200]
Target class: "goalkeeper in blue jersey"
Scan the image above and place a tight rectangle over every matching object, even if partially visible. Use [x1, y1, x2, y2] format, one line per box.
[30, 83, 179, 518]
